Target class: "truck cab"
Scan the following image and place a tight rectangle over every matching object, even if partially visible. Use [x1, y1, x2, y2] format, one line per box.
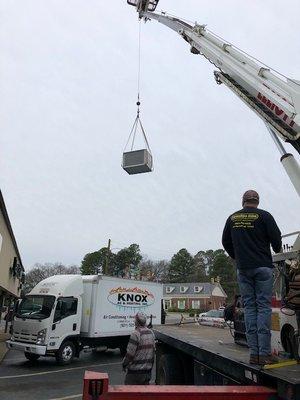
[7, 275, 83, 364]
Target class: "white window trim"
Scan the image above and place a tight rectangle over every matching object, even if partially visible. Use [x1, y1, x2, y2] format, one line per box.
[180, 286, 188, 293]
[194, 286, 203, 293]
[192, 300, 200, 309]
[177, 300, 186, 310]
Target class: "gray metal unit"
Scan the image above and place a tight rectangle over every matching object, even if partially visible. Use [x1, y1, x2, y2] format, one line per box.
[122, 149, 153, 175]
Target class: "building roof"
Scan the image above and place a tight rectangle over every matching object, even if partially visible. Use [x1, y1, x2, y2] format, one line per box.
[0, 190, 24, 269]
[163, 282, 227, 298]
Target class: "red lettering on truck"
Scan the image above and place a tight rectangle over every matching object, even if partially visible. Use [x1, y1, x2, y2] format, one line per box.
[257, 92, 295, 128]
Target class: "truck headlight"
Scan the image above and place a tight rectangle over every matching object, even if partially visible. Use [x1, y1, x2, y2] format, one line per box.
[36, 328, 47, 345]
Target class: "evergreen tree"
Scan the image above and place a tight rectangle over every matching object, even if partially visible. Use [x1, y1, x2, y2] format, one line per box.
[209, 250, 238, 301]
[192, 250, 211, 281]
[168, 248, 194, 283]
[114, 243, 142, 277]
[80, 247, 115, 275]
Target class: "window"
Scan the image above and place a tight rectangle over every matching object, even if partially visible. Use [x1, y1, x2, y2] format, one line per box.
[164, 300, 171, 310]
[204, 310, 223, 318]
[194, 286, 203, 293]
[17, 295, 55, 320]
[177, 300, 185, 310]
[192, 300, 200, 309]
[166, 286, 174, 294]
[54, 297, 78, 322]
[180, 286, 188, 293]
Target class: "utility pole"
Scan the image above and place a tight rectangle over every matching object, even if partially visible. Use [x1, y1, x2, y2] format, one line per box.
[104, 239, 111, 275]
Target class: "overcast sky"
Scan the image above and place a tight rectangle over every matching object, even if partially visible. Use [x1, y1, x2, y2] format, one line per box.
[1, 0, 300, 270]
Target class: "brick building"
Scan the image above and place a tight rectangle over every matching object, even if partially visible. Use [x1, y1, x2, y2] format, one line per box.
[163, 282, 227, 312]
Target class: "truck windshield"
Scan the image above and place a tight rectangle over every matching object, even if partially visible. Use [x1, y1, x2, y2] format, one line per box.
[16, 295, 55, 320]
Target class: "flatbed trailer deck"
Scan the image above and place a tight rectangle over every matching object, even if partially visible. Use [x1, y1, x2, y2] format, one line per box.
[154, 324, 300, 400]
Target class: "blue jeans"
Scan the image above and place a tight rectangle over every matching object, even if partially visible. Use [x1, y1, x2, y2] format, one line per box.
[237, 267, 273, 356]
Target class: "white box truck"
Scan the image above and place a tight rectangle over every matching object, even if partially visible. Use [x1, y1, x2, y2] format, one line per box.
[6, 274, 163, 364]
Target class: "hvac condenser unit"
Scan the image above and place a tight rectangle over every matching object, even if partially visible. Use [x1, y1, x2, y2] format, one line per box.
[122, 149, 153, 175]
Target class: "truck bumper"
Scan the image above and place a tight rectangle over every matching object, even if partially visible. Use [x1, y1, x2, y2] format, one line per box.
[6, 340, 47, 355]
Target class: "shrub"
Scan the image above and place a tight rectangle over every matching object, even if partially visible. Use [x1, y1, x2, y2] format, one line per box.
[166, 307, 178, 312]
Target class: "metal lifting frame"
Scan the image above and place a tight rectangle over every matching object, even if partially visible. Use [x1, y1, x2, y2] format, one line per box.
[82, 371, 276, 400]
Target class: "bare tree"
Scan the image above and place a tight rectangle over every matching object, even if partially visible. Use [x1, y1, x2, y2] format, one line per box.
[152, 260, 169, 282]
[24, 262, 80, 294]
[139, 258, 169, 282]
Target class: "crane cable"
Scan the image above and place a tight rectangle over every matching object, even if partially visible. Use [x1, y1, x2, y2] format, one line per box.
[137, 19, 142, 109]
[124, 20, 152, 154]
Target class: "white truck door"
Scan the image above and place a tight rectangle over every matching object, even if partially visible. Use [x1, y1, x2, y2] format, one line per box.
[50, 297, 82, 347]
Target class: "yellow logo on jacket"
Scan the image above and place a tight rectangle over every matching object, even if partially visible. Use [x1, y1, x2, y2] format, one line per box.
[231, 213, 259, 229]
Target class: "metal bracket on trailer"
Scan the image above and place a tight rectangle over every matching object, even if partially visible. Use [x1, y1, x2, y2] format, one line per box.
[82, 371, 276, 400]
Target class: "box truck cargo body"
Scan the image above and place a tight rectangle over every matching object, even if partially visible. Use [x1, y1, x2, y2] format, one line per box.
[7, 275, 162, 364]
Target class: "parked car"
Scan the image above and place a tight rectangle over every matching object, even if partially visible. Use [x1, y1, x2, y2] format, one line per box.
[198, 309, 226, 328]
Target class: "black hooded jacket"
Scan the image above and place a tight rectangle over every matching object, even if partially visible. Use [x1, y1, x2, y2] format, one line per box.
[222, 207, 282, 269]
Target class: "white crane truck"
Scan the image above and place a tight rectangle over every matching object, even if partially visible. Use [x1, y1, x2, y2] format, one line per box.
[127, 2, 300, 399]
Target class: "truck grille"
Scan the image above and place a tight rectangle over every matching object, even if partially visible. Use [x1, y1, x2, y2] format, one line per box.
[13, 331, 37, 344]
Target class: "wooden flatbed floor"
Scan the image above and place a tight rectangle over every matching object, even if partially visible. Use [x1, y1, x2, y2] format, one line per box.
[154, 324, 300, 398]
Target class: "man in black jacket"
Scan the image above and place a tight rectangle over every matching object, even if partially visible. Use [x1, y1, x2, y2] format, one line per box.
[222, 190, 282, 365]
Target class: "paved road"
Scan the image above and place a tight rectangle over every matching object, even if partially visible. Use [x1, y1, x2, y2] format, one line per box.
[0, 318, 178, 399]
[0, 348, 124, 400]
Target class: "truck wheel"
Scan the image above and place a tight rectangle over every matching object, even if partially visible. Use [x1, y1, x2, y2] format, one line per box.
[157, 354, 184, 385]
[56, 341, 75, 365]
[24, 352, 40, 362]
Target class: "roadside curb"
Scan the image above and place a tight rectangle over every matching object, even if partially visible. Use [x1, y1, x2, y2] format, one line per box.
[0, 342, 8, 364]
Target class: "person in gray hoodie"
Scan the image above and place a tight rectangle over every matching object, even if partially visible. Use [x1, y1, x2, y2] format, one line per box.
[122, 312, 155, 385]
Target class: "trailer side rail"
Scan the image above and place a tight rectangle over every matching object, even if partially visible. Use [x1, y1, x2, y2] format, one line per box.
[82, 371, 276, 400]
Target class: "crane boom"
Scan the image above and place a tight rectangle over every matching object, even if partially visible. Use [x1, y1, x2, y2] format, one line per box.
[137, 9, 300, 154]
[127, 1, 300, 196]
